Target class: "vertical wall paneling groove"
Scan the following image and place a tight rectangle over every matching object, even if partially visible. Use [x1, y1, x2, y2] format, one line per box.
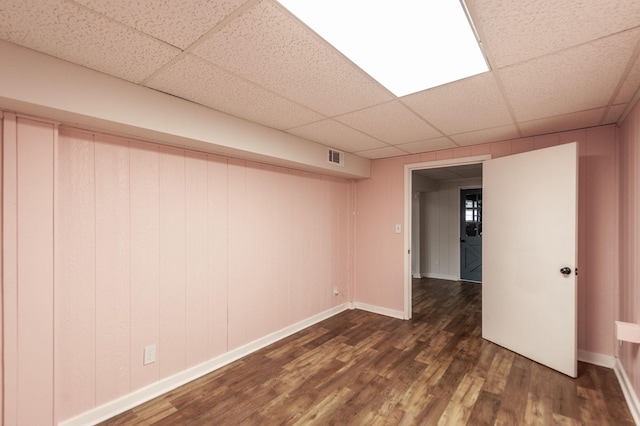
[130, 140, 160, 389]
[2, 113, 17, 426]
[55, 128, 97, 421]
[16, 117, 55, 424]
[613, 126, 620, 361]
[158, 146, 186, 379]
[269, 164, 290, 331]
[619, 104, 636, 391]
[0, 112, 3, 425]
[95, 135, 131, 403]
[633, 107, 637, 391]
[52, 120, 58, 423]
[620, 116, 631, 379]
[185, 152, 209, 367]
[577, 135, 589, 355]
[226, 159, 249, 350]
[288, 170, 304, 324]
[619, 101, 640, 396]
[207, 155, 228, 358]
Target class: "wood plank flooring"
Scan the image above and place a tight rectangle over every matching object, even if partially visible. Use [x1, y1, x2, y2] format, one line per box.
[101, 278, 634, 425]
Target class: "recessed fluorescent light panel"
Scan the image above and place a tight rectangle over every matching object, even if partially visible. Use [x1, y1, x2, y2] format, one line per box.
[277, 0, 489, 97]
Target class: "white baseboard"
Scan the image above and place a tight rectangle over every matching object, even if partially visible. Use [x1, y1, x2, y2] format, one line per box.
[412, 273, 421, 279]
[63, 306, 626, 426]
[59, 303, 351, 426]
[352, 302, 405, 320]
[423, 273, 458, 281]
[578, 350, 615, 368]
[614, 358, 640, 426]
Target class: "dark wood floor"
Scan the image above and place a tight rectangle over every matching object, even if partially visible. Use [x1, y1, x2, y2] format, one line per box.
[102, 278, 634, 425]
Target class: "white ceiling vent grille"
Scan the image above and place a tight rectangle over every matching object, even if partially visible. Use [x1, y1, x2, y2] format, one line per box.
[328, 148, 345, 167]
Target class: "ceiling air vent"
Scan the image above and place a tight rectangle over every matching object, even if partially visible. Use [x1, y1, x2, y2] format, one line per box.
[328, 148, 344, 167]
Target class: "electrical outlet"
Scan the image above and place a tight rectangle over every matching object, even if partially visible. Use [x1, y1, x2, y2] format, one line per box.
[333, 286, 339, 296]
[144, 344, 156, 365]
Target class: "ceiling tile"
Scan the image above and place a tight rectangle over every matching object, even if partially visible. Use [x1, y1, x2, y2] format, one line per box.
[450, 125, 519, 146]
[288, 120, 386, 153]
[354, 146, 408, 160]
[335, 101, 442, 145]
[470, 0, 640, 68]
[614, 50, 640, 105]
[401, 72, 513, 135]
[191, 0, 393, 117]
[519, 109, 607, 137]
[72, 0, 247, 49]
[396, 138, 457, 154]
[500, 28, 640, 122]
[0, 0, 180, 83]
[417, 164, 483, 181]
[145, 54, 323, 130]
[453, 164, 484, 179]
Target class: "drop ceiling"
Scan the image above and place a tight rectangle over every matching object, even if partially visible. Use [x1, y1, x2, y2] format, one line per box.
[1, 0, 639, 160]
[416, 163, 483, 182]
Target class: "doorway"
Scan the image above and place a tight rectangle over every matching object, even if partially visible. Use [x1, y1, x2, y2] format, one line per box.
[406, 145, 578, 376]
[405, 155, 489, 319]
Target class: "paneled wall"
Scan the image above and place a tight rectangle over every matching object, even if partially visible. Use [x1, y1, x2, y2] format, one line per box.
[355, 127, 618, 358]
[3, 114, 56, 425]
[3, 117, 354, 424]
[619, 101, 640, 401]
[1, 113, 3, 426]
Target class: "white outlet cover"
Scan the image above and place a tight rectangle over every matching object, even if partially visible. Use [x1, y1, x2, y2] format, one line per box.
[144, 344, 156, 365]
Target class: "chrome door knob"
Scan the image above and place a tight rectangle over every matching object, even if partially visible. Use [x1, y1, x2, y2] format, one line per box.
[560, 267, 572, 275]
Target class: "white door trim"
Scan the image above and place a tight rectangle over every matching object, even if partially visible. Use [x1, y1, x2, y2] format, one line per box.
[403, 155, 492, 319]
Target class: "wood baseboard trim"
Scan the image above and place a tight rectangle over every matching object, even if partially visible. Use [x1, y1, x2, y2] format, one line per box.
[58, 303, 351, 426]
[614, 358, 640, 426]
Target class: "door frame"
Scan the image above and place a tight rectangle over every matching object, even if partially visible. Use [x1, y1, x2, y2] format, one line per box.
[403, 154, 491, 319]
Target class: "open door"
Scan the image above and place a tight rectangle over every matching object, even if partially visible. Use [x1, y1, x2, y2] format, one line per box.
[483, 142, 577, 377]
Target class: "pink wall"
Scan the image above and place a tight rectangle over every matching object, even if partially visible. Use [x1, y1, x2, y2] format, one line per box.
[3, 114, 55, 425]
[618, 101, 640, 400]
[3, 119, 354, 424]
[1, 110, 625, 423]
[355, 126, 618, 357]
[1, 113, 4, 426]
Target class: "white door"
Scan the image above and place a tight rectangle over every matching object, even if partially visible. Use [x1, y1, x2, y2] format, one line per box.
[483, 142, 578, 377]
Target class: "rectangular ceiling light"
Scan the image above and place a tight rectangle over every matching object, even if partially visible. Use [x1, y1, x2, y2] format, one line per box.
[277, 0, 489, 97]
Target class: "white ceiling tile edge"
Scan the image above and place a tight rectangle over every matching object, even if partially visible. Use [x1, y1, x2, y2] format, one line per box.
[0, 41, 370, 179]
